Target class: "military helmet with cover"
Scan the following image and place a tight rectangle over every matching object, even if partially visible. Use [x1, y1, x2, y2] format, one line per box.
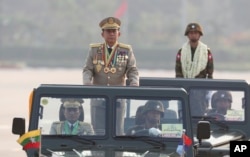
[211, 91, 232, 108]
[142, 100, 164, 117]
[184, 23, 203, 36]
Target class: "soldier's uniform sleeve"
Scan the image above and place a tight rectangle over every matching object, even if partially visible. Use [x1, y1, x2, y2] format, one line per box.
[82, 43, 101, 85]
[206, 49, 214, 79]
[79, 122, 95, 135]
[175, 49, 183, 78]
[49, 121, 62, 135]
[120, 43, 139, 86]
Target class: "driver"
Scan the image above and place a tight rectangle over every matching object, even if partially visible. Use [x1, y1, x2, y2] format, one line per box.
[207, 90, 232, 116]
[126, 100, 164, 136]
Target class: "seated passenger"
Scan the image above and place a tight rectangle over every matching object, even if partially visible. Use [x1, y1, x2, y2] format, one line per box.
[207, 91, 232, 119]
[50, 98, 94, 135]
[126, 100, 164, 136]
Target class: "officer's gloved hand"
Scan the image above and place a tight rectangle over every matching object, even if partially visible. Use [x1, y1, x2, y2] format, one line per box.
[149, 128, 162, 137]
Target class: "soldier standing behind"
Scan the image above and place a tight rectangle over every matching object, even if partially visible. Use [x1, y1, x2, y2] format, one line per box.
[82, 17, 139, 135]
[175, 23, 214, 78]
[175, 23, 214, 116]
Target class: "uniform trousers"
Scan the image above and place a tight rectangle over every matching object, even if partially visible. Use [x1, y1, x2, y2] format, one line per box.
[90, 99, 125, 135]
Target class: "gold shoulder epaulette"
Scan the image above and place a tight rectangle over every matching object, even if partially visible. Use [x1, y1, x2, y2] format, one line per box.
[119, 43, 131, 49]
[90, 43, 102, 48]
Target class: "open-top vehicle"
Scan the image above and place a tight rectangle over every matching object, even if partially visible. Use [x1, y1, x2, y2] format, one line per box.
[12, 84, 210, 157]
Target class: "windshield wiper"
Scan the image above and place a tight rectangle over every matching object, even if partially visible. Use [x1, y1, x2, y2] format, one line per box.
[192, 116, 229, 130]
[73, 149, 85, 157]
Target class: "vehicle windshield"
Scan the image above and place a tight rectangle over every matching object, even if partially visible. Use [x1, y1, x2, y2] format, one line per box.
[39, 97, 106, 136]
[121, 98, 184, 138]
[38, 97, 185, 138]
[189, 89, 245, 122]
[38, 95, 189, 157]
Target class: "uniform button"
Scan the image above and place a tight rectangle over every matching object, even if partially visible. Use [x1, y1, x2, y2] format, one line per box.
[107, 84, 110, 86]
[108, 76, 110, 79]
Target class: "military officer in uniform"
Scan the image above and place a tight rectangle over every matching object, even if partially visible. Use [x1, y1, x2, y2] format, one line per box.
[82, 17, 139, 135]
[50, 99, 94, 135]
[175, 23, 214, 78]
[126, 100, 164, 136]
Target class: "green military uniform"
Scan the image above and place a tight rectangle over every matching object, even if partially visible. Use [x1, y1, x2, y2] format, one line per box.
[175, 23, 214, 79]
[50, 120, 94, 135]
[175, 23, 214, 118]
[175, 48, 214, 78]
[126, 100, 164, 135]
[82, 17, 139, 135]
[207, 90, 232, 116]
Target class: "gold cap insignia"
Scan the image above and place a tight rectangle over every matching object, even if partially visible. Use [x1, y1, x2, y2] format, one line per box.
[108, 17, 114, 24]
[99, 17, 121, 30]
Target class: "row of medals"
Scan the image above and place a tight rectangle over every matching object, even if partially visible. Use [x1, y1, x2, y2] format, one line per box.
[93, 54, 128, 74]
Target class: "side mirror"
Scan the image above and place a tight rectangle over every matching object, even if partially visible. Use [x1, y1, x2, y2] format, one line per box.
[197, 121, 210, 142]
[12, 117, 25, 136]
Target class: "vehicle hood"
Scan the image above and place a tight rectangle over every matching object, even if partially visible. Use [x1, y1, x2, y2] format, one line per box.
[195, 129, 245, 147]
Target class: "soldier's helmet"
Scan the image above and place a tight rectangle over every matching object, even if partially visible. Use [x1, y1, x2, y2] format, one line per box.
[211, 91, 232, 109]
[184, 23, 203, 36]
[142, 100, 164, 117]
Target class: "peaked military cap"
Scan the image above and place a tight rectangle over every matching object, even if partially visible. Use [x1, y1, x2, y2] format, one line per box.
[61, 98, 84, 108]
[99, 17, 121, 29]
[63, 101, 81, 108]
[184, 23, 203, 36]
